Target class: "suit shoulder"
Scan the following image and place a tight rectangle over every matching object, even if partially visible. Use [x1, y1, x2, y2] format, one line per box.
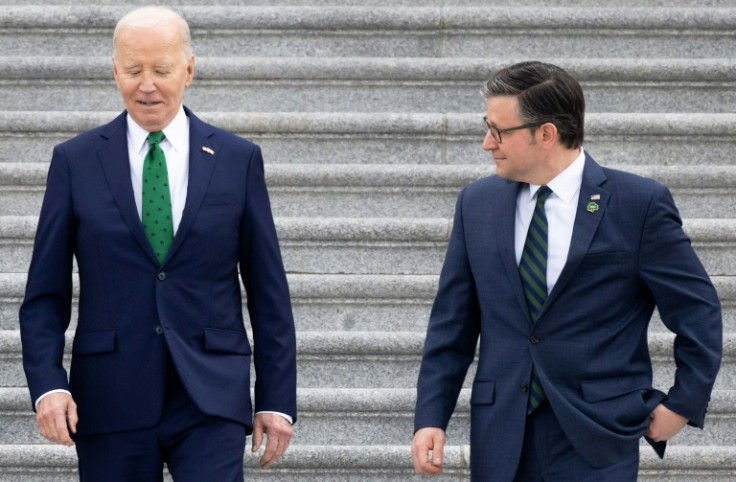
[195, 119, 261, 154]
[600, 165, 669, 199]
[460, 175, 510, 202]
[55, 115, 125, 153]
[463, 174, 508, 195]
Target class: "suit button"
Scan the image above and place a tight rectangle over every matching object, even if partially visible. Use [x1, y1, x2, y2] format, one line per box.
[157, 272, 166, 281]
[530, 336, 540, 344]
[520, 383, 528, 393]
[154, 326, 163, 335]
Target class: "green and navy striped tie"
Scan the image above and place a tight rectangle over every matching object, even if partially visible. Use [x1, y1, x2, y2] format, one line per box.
[519, 185, 552, 414]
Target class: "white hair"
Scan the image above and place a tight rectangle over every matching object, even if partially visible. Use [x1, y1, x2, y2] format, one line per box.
[113, 6, 192, 60]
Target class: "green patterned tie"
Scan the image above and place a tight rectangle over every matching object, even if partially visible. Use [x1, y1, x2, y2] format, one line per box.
[519, 185, 553, 414]
[142, 131, 173, 263]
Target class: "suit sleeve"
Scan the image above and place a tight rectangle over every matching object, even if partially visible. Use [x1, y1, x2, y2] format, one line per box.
[19, 145, 76, 408]
[414, 188, 481, 431]
[239, 146, 297, 422]
[638, 185, 722, 428]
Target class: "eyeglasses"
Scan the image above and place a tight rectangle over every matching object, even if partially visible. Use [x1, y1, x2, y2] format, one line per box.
[483, 116, 541, 144]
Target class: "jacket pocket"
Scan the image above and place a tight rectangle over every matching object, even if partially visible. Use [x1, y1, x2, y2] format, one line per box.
[580, 374, 651, 402]
[470, 380, 495, 405]
[72, 330, 116, 355]
[202, 193, 236, 206]
[203, 328, 252, 355]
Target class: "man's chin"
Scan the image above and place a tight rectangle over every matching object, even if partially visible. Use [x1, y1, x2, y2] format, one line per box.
[128, 111, 169, 132]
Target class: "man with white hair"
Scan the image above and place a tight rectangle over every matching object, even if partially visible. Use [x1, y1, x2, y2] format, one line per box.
[19, 6, 297, 481]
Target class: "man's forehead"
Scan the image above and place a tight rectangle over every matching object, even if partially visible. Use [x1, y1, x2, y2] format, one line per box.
[485, 96, 520, 119]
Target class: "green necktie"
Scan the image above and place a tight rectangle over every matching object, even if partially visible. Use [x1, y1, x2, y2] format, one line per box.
[142, 131, 173, 263]
[519, 185, 553, 414]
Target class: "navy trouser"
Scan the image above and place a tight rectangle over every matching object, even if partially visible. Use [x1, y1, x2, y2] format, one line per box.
[513, 400, 639, 481]
[75, 356, 246, 482]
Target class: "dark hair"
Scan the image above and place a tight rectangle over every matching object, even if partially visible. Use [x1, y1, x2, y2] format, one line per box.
[481, 61, 584, 149]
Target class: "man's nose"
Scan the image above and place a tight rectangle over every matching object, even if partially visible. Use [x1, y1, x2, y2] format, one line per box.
[138, 72, 156, 92]
[482, 130, 498, 151]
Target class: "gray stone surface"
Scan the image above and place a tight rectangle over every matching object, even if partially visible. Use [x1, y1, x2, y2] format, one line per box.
[4, 163, 736, 219]
[1, 273, 735, 333]
[0, 442, 734, 482]
[1, 329, 734, 388]
[3, 57, 736, 113]
[3, 0, 735, 5]
[2, 387, 734, 447]
[1, 216, 735, 274]
[2, 7, 736, 58]
[3, 112, 735, 166]
[1, 1, 735, 478]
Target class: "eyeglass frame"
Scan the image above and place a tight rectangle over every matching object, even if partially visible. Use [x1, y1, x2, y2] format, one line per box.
[483, 116, 542, 144]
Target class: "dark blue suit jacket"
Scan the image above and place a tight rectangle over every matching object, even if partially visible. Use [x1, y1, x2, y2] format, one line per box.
[414, 154, 722, 480]
[20, 107, 297, 436]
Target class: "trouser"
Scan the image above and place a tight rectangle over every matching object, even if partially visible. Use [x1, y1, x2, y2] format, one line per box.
[512, 400, 639, 482]
[75, 354, 246, 482]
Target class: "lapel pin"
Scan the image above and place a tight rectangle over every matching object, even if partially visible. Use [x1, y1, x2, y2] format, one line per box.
[590, 194, 601, 200]
[201, 146, 215, 155]
[586, 201, 599, 213]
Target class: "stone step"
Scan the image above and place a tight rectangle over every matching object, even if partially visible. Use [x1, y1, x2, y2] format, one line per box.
[0, 0, 726, 6]
[2, 216, 736, 275]
[1, 387, 733, 447]
[2, 57, 735, 113]
[1, 7, 735, 58]
[0, 273, 734, 333]
[3, 163, 736, 219]
[3, 111, 734, 167]
[1, 329, 734, 389]
[1, 443, 732, 482]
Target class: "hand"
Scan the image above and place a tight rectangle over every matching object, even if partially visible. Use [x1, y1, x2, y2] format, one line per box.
[251, 412, 293, 469]
[646, 404, 688, 442]
[36, 392, 78, 446]
[412, 427, 445, 476]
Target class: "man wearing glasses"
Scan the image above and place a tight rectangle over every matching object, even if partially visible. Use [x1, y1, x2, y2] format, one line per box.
[412, 61, 722, 481]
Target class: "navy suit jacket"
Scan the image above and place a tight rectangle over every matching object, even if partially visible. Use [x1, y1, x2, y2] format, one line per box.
[414, 154, 722, 480]
[20, 107, 297, 436]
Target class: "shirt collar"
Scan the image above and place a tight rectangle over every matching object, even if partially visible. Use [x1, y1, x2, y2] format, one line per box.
[127, 105, 188, 156]
[527, 148, 586, 204]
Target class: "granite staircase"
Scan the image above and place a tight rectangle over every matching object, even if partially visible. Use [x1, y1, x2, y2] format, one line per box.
[0, 2, 735, 481]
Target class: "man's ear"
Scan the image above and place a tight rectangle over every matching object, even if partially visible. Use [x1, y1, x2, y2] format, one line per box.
[538, 122, 558, 148]
[112, 58, 121, 89]
[185, 55, 195, 87]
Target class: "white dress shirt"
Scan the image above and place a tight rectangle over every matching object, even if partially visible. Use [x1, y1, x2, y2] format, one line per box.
[37, 106, 291, 424]
[515, 148, 586, 293]
[127, 106, 189, 234]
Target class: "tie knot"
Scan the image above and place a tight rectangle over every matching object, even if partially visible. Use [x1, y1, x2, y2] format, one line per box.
[147, 131, 165, 146]
[536, 185, 552, 205]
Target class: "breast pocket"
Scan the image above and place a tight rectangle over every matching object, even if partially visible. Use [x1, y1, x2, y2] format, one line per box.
[202, 194, 236, 207]
[579, 251, 632, 268]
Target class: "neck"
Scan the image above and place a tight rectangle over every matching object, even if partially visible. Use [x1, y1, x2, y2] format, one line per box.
[532, 147, 580, 185]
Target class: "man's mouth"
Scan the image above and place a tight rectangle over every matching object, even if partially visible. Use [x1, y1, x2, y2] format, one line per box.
[138, 101, 161, 106]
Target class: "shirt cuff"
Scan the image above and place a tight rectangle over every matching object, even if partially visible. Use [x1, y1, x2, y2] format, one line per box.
[255, 411, 293, 424]
[35, 389, 72, 409]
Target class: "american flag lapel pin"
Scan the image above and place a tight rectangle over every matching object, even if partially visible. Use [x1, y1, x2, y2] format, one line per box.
[587, 194, 601, 213]
[201, 146, 215, 155]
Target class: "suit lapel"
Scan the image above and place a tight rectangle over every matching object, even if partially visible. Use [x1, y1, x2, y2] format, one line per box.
[97, 112, 160, 265]
[541, 155, 609, 315]
[494, 180, 530, 319]
[163, 107, 218, 264]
